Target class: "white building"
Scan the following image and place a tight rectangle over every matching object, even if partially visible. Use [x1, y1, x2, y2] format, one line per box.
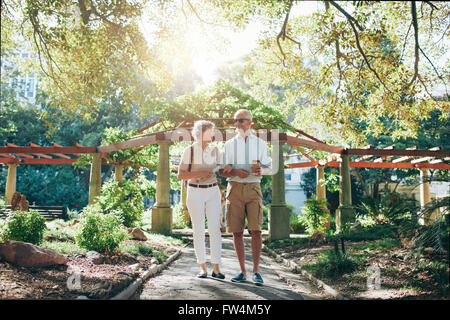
[284, 154, 310, 214]
[1, 48, 39, 104]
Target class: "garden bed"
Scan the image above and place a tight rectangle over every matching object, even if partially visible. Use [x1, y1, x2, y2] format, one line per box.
[0, 236, 184, 300]
[266, 230, 449, 300]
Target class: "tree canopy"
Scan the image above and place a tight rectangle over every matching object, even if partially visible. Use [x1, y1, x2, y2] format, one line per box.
[205, 0, 449, 145]
[1, 0, 449, 147]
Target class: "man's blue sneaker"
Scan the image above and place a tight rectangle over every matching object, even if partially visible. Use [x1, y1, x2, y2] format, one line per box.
[231, 273, 247, 283]
[253, 273, 264, 286]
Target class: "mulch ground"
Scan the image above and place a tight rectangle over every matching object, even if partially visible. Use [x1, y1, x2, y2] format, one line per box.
[0, 240, 179, 300]
[269, 239, 449, 300]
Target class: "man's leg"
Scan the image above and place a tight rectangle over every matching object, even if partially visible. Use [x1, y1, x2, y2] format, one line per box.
[233, 232, 246, 275]
[250, 230, 262, 274]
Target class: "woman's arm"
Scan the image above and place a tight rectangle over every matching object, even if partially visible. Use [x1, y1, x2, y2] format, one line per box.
[178, 169, 214, 181]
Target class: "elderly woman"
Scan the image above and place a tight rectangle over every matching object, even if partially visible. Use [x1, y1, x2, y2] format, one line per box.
[177, 120, 225, 279]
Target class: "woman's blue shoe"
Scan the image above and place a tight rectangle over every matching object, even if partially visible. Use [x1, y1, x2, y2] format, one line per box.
[231, 273, 247, 282]
[253, 273, 264, 286]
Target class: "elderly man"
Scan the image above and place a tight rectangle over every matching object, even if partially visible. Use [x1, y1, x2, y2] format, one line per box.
[219, 109, 272, 285]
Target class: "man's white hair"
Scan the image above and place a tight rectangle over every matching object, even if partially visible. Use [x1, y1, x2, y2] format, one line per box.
[191, 120, 215, 141]
[234, 109, 253, 121]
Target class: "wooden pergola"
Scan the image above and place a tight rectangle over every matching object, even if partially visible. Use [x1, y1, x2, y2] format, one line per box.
[1, 118, 449, 239]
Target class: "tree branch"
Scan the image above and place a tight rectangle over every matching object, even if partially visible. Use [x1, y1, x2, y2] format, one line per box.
[424, 1, 438, 10]
[78, 0, 92, 25]
[419, 47, 448, 98]
[185, 0, 228, 28]
[89, 0, 121, 28]
[407, 1, 419, 88]
[400, 21, 412, 61]
[276, 0, 294, 67]
[348, 18, 389, 92]
[328, 0, 363, 31]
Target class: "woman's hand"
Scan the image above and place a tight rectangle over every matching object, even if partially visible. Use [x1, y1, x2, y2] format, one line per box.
[222, 164, 233, 174]
[197, 171, 215, 179]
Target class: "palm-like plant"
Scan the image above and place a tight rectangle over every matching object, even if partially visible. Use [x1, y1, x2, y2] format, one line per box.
[356, 193, 419, 225]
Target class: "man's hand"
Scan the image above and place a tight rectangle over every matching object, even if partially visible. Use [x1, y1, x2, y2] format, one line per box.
[234, 169, 250, 179]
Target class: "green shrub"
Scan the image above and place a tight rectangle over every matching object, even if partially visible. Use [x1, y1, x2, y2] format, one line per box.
[172, 202, 190, 229]
[0, 196, 7, 209]
[356, 193, 419, 225]
[303, 249, 365, 278]
[300, 199, 330, 234]
[98, 175, 155, 227]
[262, 205, 269, 230]
[1, 209, 47, 245]
[75, 204, 128, 253]
[290, 209, 306, 234]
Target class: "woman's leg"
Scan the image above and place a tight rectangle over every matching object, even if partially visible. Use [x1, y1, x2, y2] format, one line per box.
[205, 186, 222, 272]
[186, 187, 207, 268]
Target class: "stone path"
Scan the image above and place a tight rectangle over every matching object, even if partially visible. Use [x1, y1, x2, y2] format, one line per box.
[137, 236, 324, 300]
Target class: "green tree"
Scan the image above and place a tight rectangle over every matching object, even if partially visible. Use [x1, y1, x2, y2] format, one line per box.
[205, 0, 449, 145]
[1, 0, 173, 122]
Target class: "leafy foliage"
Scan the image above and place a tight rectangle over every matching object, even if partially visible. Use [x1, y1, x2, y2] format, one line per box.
[98, 174, 156, 228]
[208, 0, 449, 145]
[299, 199, 330, 234]
[75, 204, 128, 253]
[1, 209, 47, 245]
[356, 192, 419, 225]
[303, 249, 365, 278]
[1, 0, 172, 121]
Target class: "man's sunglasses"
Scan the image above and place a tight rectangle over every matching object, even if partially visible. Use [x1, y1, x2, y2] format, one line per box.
[233, 118, 250, 123]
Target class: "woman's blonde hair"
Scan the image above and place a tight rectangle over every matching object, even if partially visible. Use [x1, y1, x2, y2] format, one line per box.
[191, 120, 215, 141]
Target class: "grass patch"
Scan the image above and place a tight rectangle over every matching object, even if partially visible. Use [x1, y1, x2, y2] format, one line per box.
[144, 232, 185, 246]
[338, 224, 399, 242]
[41, 241, 87, 255]
[118, 242, 154, 257]
[351, 238, 402, 253]
[118, 242, 169, 263]
[303, 249, 366, 279]
[44, 219, 78, 241]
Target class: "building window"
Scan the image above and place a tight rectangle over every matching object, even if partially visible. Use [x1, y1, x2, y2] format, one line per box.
[285, 173, 292, 181]
[27, 76, 35, 98]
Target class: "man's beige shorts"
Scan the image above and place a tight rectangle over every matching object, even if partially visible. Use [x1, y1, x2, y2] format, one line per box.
[225, 181, 263, 233]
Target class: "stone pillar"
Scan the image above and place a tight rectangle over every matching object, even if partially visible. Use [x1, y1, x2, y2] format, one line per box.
[316, 164, 330, 230]
[115, 165, 123, 181]
[152, 141, 172, 235]
[336, 151, 354, 231]
[269, 140, 290, 240]
[89, 153, 102, 205]
[419, 168, 432, 225]
[5, 164, 19, 204]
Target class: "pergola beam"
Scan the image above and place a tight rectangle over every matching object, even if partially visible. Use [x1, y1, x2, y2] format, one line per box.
[285, 161, 450, 170]
[0, 146, 97, 154]
[348, 148, 448, 157]
[286, 136, 343, 154]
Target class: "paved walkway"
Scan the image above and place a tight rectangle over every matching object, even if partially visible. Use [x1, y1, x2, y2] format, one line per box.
[137, 236, 324, 300]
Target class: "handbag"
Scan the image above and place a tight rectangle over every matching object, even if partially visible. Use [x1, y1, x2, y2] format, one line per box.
[184, 145, 194, 189]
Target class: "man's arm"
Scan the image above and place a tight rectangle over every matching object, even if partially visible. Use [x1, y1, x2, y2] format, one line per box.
[218, 168, 250, 179]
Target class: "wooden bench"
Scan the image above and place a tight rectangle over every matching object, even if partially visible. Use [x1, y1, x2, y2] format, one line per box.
[0, 205, 68, 221]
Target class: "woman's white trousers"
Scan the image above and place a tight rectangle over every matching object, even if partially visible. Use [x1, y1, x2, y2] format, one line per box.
[186, 185, 222, 265]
